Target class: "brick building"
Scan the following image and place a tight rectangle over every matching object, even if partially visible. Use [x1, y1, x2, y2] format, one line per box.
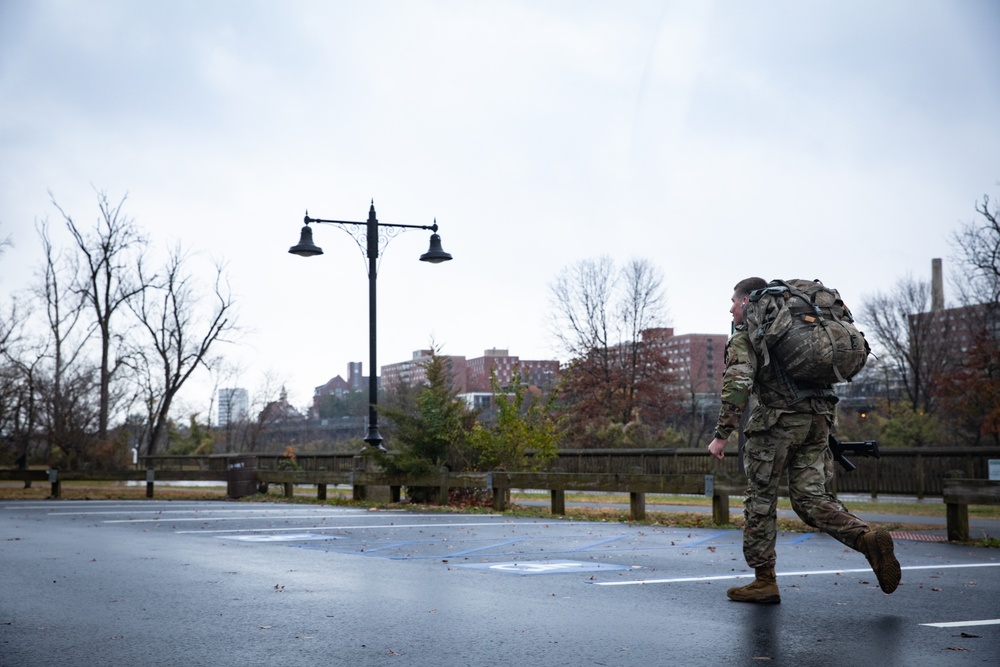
[313, 333, 723, 416]
[464, 349, 560, 392]
[380, 349, 469, 392]
[312, 362, 367, 416]
[636, 327, 726, 396]
[380, 348, 561, 394]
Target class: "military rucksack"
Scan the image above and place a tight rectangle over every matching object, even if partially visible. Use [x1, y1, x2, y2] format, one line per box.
[744, 279, 870, 386]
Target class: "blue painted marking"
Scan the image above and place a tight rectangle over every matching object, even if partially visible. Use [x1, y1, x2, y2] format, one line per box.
[293, 540, 414, 554]
[678, 531, 732, 546]
[440, 538, 527, 558]
[571, 535, 630, 551]
[357, 541, 417, 553]
[285, 529, 792, 561]
[786, 533, 815, 544]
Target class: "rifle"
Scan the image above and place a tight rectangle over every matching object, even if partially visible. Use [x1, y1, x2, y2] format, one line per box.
[828, 435, 879, 472]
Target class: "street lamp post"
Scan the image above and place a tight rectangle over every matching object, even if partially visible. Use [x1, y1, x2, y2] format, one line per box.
[289, 201, 452, 450]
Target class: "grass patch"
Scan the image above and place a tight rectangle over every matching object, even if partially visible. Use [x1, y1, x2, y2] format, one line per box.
[0, 482, 228, 501]
[510, 491, 1000, 520]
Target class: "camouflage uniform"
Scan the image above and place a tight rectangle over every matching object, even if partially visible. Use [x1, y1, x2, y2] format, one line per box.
[716, 325, 869, 570]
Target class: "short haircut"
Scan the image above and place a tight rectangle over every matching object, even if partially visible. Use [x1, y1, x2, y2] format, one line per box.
[733, 277, 767, 297]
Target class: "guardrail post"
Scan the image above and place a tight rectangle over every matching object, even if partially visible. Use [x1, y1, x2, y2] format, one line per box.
[146, 468, 155, 499]
[709, 473, 732, 525]
[283, 482, 294, 498]
[435, 468, 450, 505]
[390, 486, 401, 503]
[551, 489, 566, 515]
[352, 455, 367, 501]
[47, 469, 60, 499]
[489, 472, 507, 511]
[870, 458, 880, 499]
[317, 466, 328, 500]
[630, 492, 646, 520]
[944, 470, 969, 542]
[916, 454, 925, 500]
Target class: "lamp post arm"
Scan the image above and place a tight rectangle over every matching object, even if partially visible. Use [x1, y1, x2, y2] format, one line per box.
[304, 215, 439, 233]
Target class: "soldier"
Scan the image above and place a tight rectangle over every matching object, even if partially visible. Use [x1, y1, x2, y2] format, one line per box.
[707, 277, 900, 603]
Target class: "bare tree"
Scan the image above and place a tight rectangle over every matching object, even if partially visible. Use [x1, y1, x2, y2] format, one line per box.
[952, 193, 1000, 306]
[550, 256, 616, 359]
[943, 192, 1000, 444]
[860, 276, 952, 414]
[54, 191, 146, 441]
[223, 371, 287, 453]
[34, 221, 100, 465]
[0, 299, 30, 467]
[671, 349, 718, 446]
[549, 257, 676, 437]
[128, 246, 237, 456]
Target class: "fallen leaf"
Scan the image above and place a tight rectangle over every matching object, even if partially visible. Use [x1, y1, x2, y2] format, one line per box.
[959, 632, 980, 639]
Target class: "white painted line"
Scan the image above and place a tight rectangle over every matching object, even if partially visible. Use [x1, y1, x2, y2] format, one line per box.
[593, 562, 1000, 586]
[51, 508, 377, 516]
[921, 619, 1000, 628]
[174, 521, 551, 534]
[102, 510, 508, 525]
[104, 514, 371, 522]
[456, 560, 632, 575]
[217, 533, 339, 542]
[6, 502, 212, 509]
[109, 512, 515, 524]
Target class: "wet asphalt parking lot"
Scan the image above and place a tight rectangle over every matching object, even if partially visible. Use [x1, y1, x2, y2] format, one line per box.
[1, 500, 998, 667]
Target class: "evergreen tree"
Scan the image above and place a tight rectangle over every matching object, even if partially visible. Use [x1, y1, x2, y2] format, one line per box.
[375, 347, 475, 501]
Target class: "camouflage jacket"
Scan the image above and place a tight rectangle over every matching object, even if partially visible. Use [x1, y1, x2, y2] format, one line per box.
[714, 325, 837, 439]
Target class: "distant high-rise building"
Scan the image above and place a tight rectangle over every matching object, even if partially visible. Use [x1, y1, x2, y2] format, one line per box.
[217, 388, 249, 426]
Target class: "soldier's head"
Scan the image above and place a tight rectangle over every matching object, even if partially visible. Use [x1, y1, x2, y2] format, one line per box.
[731, 277, 767, 325]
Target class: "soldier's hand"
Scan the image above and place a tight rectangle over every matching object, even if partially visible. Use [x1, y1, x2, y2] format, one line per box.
[708, 437, 728, 460]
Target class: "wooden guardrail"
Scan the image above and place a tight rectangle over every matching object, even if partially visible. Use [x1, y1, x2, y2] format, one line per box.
[270, 469, 745, 524]
[10, 465, 999, 538]
[1, 467, 744, 524]
[0, 468, 229, 499]
[942, 476, 1000, 541]
[140, 446, 1000, 498]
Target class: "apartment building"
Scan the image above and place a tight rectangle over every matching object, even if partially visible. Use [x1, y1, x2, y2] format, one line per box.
[217, 387, 248, 427]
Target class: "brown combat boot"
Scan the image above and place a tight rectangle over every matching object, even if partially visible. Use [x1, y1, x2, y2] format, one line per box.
[856, 529, 901, 594]
[727, 566, 781, 604]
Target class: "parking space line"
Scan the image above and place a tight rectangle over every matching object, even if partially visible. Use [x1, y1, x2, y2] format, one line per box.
[920, 619, 1000, 628]
[174, 521, 538, 533]
[592, 562, 1000, 586]
[53, 508, 375, 517]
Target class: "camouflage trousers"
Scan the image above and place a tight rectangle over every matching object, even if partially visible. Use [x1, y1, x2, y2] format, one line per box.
[741, 412, 869, 569]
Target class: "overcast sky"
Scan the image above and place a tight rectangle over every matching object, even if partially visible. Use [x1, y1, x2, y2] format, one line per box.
[1, 0, 998, 416]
